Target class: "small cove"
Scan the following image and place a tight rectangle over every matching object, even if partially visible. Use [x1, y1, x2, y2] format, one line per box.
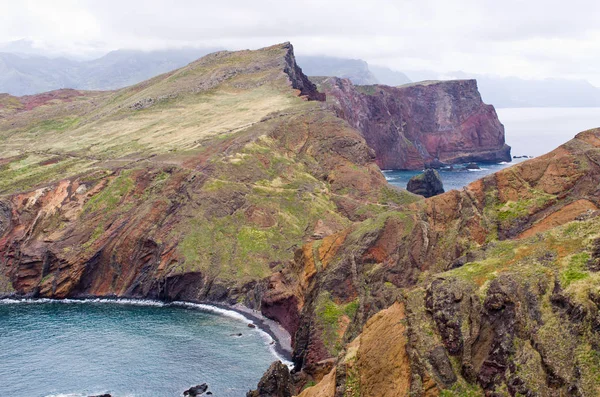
[0, 299, 288, 397]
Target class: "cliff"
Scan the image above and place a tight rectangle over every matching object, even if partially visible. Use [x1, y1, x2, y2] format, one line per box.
[253, 128, 600, 396]
[0, 42, 417, 307]
[1, 42, 599, 397]
[318, 77, 511, 169]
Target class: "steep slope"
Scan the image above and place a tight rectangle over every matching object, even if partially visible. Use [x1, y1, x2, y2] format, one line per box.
[0, 43, 418, 310]
[252, 128, 600, 396]
[317, 77, 511, 169]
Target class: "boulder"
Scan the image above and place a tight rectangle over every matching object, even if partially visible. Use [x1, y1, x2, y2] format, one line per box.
[247, 361, 293, 397]
[184, 383, 208, 396]
[406, 169, 445, 198]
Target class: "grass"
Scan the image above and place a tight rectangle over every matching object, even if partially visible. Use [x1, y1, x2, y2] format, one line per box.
[33, 116, 81, 133]
[315, 293, 358, 356]
[496, 192, 555, 223]
[83, 171, 135, 214]
[0, 154, 96, 195]
[560, 252, 590, 287]
[0, 43, 306, 174]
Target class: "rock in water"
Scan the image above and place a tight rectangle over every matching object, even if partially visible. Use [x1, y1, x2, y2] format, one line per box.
[465, 162, 480, 170]
[246, 361, 293, 397]
[184, 383, 208, 396]
[406, 169, 445, 198]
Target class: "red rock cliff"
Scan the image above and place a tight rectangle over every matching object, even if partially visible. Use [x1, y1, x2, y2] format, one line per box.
[319, 78, 511, 169]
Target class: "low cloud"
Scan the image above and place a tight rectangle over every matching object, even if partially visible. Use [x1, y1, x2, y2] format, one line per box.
[2, 0, 599, 84]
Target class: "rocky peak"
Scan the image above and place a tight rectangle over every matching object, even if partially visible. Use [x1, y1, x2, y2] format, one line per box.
[280, 42, 325, 101]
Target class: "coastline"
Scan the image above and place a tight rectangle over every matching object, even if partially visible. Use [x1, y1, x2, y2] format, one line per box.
[0, 295, 293, 365]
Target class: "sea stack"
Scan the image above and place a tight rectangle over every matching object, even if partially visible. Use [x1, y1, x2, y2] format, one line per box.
[406, 169, 445, 198]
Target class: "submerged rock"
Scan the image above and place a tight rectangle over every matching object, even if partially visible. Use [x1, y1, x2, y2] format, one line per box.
[406, 169, 445, 198]
[247, 361, 293, 397]
[184, 383, 208, 396]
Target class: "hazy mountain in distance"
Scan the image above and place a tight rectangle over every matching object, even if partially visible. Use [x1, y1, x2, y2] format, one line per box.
[71, 48, 219, 91]
[405, 70, 600, 108]
[3, 42, 599, 108]
[0, 47, 219, 95]
[369, 65, 411, 86]
[296, 55, 378, 85]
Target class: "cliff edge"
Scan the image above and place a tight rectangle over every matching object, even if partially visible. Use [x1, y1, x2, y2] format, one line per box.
[319, 77, 511, 169]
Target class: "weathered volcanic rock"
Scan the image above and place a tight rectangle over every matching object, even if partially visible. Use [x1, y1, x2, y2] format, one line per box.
[319, 77, 511, 169]
[406, 169, 444, 198]
[184, 383, 208, 396]
[247, 361, 293, 397]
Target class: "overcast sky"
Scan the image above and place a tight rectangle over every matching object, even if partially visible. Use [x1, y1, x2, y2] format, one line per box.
[2, 0, 600, 85]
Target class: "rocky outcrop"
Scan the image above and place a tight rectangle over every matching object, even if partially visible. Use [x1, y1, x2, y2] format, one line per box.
[281, 43, 326, 101]
[247, 361, 294, 397]
[319, 77, 511, 169]
[406, 169, 444, 198]
[184, 383, 209, 396]
[262, 128, 600, 396]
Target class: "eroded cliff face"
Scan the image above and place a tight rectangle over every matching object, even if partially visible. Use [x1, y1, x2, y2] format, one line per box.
[318, 77, 511, 170]
[2, 41, 599, 397]
[253, 129, 600, 396]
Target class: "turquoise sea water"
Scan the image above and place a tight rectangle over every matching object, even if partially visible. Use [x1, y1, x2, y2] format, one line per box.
[0, 300, 283, 397]
[383, 160, 525, 192]
[385, 107, 600, 191]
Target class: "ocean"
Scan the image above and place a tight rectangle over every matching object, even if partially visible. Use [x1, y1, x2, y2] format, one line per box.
[384, 107, 600, 191]
[0, 299, 285, 397]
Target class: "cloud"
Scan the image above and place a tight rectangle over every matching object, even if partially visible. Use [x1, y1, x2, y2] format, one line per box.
[1, 0, 599, 84]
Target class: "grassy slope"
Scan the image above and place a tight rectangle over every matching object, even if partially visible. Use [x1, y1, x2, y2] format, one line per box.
[0, 43, 419, 297]
[0, 45, 302, 195]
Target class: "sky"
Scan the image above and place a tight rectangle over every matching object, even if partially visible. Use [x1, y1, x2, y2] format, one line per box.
[2, 0, 600, 85]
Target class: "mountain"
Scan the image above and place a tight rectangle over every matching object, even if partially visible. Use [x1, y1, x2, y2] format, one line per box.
[3, 44, 600, 109]
[0, 47, 219, 95]
[368, 64, 411, 86]
[296, 56, 412, 87]
[1, 42, 599, 397]
[296, 56, 378, 85]
[252, 127, 600, 396]
[317, 77, 510, 169]
[0, 42, 414, 302]
[407, 70, 600, 108]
